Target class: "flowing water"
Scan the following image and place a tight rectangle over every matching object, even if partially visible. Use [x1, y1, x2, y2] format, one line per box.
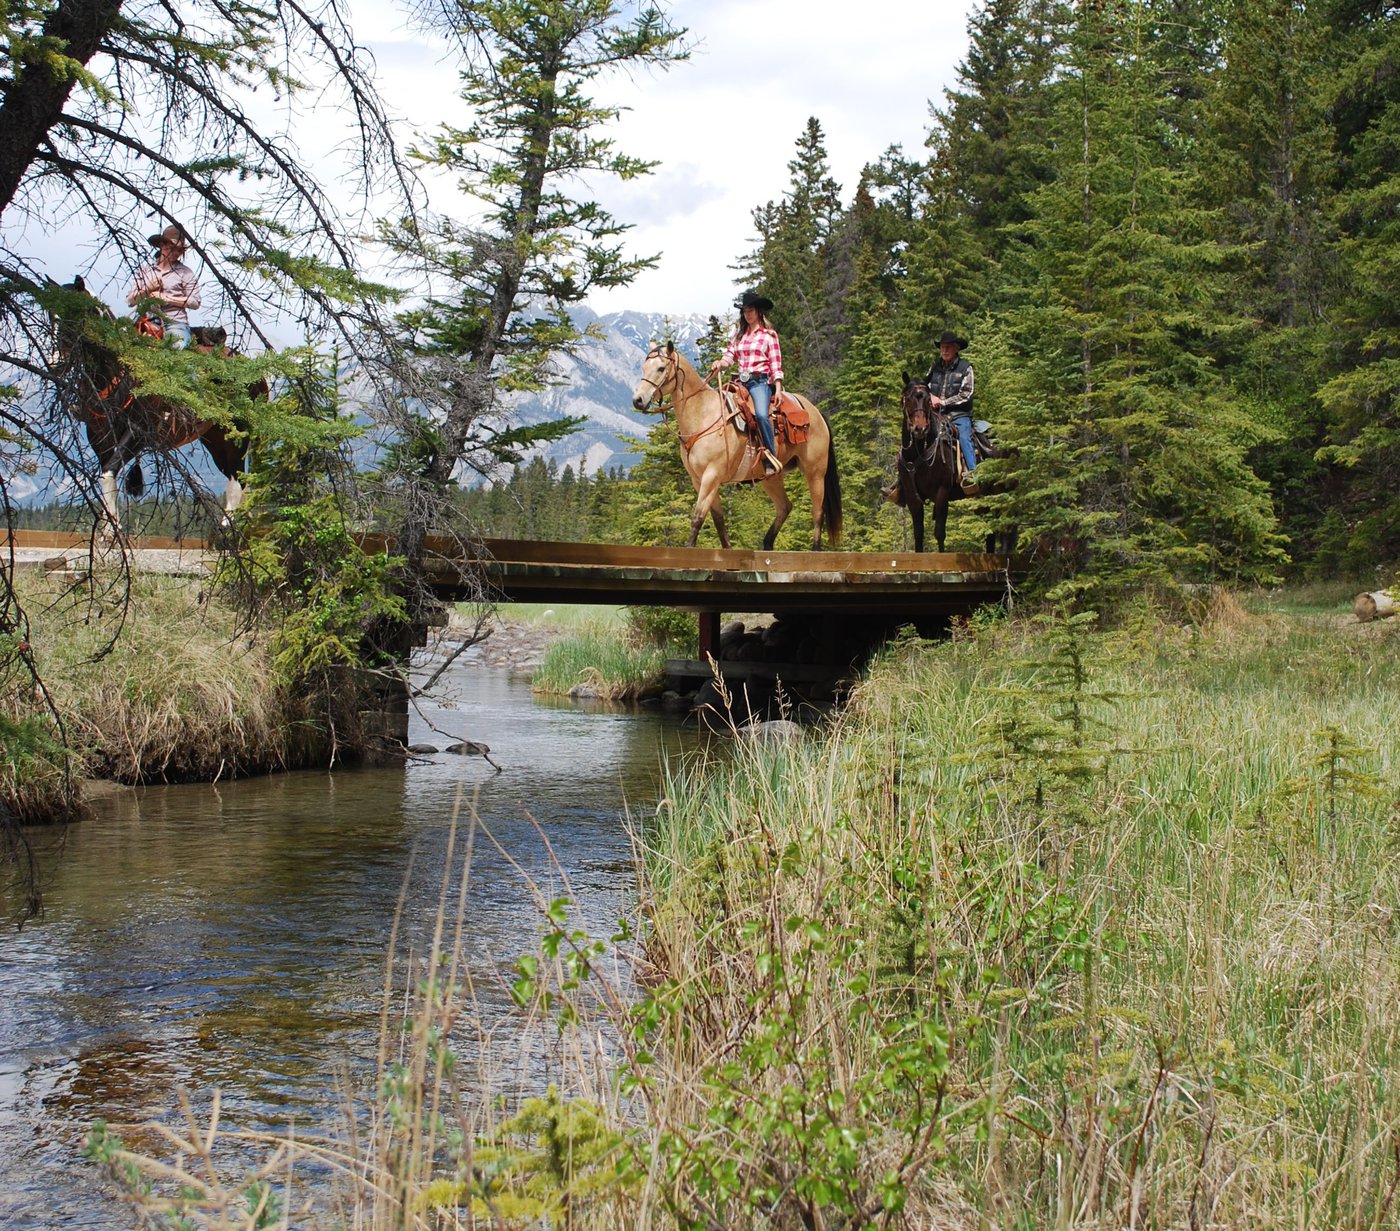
[0, 655, 700, 1228]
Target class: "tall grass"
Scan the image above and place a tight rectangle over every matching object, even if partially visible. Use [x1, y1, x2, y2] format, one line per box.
[633, 595, 1400, 1228]
[532, 628, 664, 701]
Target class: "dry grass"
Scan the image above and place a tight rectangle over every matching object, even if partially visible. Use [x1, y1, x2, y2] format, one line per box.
[12, 566, 295, 785]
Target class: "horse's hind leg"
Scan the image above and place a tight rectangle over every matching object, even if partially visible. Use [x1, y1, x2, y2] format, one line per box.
[100, 469, 122, 530]
[760, 474, 792, 551]
[805, 467, 827, 550]
[202, 429, 246, 518]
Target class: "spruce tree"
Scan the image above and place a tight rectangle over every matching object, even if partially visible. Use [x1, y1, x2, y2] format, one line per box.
[995, 0, 1285, 595]
[1312, 0, 1400, 566]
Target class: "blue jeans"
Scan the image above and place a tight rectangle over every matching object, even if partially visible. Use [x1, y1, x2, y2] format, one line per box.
[744, 376, 776, 454]
[952, 414, 977, 473]
[165, 320, 192, 349]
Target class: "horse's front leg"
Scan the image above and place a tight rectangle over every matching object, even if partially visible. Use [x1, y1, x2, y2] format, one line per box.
[911, 501, 925, 553]
[710, 503, 731, 550]
[760, 472, 792, 552]
[687, 468, 723, 548]
[935, 495, 949, 553]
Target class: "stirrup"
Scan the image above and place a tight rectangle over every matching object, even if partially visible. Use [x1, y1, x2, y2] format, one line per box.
[761, 448, 781, 474]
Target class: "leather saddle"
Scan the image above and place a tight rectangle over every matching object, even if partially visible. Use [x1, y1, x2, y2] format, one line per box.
[722, 381, 811, 447]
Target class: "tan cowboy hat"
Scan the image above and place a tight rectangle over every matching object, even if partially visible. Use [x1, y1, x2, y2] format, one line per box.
[147, 224, 188, 249]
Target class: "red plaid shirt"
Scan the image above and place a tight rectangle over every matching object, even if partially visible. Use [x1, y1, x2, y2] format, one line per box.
[721, 327, 784, 382]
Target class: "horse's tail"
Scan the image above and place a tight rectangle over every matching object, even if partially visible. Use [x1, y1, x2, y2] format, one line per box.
[823, 420, 843, 547]
[124, 461, 145, 498]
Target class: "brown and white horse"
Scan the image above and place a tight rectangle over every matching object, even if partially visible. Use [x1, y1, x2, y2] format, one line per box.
[631, 342, 842, 550]
[49, 277, 262, 529]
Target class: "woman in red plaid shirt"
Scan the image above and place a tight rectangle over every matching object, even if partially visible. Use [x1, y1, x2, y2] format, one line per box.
[709, 290, 785, 474]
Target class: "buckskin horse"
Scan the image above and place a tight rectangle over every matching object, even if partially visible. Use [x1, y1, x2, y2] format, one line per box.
[632, 342, 843, 550]
[48, 277, 262, 528]
[895, 372, 1015, 553]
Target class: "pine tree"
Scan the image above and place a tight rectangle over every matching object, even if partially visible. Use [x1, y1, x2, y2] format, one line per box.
[734, 118, 844, 387]
[938, 0, 1066, 264]
[368, 0, 686, 643]
[830, 304, 907, 550]
[1311, 0, 1400, 566]
[994, 0, 1285, 595]
[1194, 0, 1339, 564]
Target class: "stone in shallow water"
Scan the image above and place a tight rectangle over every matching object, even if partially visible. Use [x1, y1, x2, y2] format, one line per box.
[406, 743, 439, 755]
[445, 740, 491, 755]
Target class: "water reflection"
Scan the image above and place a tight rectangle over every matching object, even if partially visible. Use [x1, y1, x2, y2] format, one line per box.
[0, 658, 697, 1230]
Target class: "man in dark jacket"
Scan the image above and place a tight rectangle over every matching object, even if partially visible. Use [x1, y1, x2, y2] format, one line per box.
[925, 331, 978, 491]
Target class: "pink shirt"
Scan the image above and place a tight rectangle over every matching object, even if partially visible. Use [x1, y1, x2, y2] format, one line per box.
[721, 326, 784, 382]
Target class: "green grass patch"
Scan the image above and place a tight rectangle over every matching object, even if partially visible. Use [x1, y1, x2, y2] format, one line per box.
[531, 629, 664, 701]
[489, 601, 624, 630]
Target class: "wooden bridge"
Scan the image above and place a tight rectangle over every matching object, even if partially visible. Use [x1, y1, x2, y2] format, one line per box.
[6, 530, 1022, 659]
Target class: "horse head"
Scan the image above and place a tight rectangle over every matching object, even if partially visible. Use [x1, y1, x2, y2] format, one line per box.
[632, 341, 680, 412]
[901, 371, 934, 442]
[47, 275, 118, 375]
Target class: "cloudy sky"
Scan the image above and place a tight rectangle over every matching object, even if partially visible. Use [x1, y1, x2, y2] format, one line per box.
[9, 0, 976, 325]
[357, 0, 975, 317]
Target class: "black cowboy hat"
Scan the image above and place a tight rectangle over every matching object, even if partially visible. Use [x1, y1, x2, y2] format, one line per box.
[147, 224, 188, 249]
[938, 330, 968, 349]
[736, 290, 774, 313]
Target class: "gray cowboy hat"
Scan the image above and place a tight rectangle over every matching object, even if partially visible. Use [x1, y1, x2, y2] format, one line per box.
[938, 330, 969, 349]
[147, 224, 188, 249]
[736, 290, 774, 313]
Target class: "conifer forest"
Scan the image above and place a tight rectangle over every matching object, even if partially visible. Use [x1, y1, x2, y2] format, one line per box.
[465, 0, 1400, 599]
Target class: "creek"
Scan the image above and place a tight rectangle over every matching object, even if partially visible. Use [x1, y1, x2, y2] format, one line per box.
[0, 653, 700, 1229]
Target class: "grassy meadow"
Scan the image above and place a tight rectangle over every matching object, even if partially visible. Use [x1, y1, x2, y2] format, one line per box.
[89, 587, 1400, 1229]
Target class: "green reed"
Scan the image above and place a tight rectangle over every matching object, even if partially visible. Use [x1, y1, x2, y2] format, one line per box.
[637, 595, 1400, 1228]
[531, 628, 665, 701]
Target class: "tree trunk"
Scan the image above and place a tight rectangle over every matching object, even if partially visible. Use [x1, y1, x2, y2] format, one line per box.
[0, 0, 125, 217]
[1353, 591, 1397, 622]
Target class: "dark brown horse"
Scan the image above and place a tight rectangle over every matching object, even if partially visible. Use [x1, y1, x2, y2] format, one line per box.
[895, 372, 1015, 553]
[50, 277, 261, 527]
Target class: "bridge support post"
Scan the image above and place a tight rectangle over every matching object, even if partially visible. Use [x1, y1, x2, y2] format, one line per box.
[356, 670, 409, 761]
[698, 610, 721, 660]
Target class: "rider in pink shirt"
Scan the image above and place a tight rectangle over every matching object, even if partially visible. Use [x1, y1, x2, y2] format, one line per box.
[709, 290, 785, 474]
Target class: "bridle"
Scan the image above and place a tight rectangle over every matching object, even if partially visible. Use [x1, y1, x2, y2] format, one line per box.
[638, 346, 728, 452]
[900, 382, 955, 470]
[636, 345, 681, 408]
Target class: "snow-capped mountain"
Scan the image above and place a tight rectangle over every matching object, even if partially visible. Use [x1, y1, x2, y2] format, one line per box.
[496, 307, 710, 477]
